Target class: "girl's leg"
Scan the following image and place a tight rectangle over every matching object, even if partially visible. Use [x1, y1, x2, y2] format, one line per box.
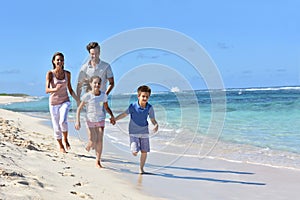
[91, 128, 97, 150]
[95, 127, 104, 168]
[86, 127, 96, 152]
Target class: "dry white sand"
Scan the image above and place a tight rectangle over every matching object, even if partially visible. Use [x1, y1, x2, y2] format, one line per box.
[0, 96, 29, 104]
[1, 96, 300, 200]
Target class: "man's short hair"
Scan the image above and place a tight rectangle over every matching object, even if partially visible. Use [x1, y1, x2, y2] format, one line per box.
[86, 42, 100, 52]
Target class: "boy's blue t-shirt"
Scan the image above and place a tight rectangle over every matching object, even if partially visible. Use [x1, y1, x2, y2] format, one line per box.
[126, 101, 155, 135]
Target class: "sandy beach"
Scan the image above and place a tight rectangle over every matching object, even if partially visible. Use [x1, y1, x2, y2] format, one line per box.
[0, 96, 161, 200]
[0, 96, 29, 104]
[1, 96, 300, 200]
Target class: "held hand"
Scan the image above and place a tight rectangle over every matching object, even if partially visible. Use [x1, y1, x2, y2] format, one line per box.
[110, 117, 116, 125]
[75, 122, 81, 130]
[153, 124, 158, 133]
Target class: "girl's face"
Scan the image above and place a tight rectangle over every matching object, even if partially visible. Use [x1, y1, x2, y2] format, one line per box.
[89, 48, 100, 62]
[90, 78, 101, 92]
[53, 55, 64, 68]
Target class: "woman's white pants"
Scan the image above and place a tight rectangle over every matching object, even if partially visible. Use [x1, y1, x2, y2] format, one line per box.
[49, 101, 71, 139]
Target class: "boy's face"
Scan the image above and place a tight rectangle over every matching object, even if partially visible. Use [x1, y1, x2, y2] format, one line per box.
[138, 92, 150, 106]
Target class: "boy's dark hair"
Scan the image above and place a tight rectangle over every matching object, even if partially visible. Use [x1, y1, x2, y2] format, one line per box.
[86, 42, 100, 52]
[137, 85, 151, 96]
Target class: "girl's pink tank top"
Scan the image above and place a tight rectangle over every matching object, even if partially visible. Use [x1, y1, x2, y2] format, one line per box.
[49, 71, 70, 105]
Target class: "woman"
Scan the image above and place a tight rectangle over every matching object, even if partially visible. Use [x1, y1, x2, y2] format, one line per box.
[45, 52, 79, 153]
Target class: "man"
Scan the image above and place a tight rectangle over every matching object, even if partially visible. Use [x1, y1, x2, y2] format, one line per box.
[77, 42, 114, 98]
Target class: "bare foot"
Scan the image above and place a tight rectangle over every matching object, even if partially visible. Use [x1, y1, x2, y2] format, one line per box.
[60, 147, 67, 153]
[132, 152, 138, 156]
[65, 141, 71, 150]
[85, 145, 91, 152]
[139, 169, 145, 174]
[96, 160, 103, 168]
[85, 141, 93, 152]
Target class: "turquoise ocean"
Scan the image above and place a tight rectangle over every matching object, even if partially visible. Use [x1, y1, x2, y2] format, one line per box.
[1, 86, 300, 169]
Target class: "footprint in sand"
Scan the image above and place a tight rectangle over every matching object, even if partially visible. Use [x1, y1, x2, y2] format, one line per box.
[1, 170, 24, 178]
[58, 166, 74, 177]
[45, 153, 60, 162]
[1, 168, 45, 189]
[17, 180, 29, 186]
[63, 166, 71, 170]
[73, 182, 83, 187]
[58, 171, 75, 177]
[70, 191, 93, 199]
[73, 181, 88, 187]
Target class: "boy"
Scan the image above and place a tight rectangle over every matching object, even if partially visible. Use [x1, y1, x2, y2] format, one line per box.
[115, 85, 158, 174]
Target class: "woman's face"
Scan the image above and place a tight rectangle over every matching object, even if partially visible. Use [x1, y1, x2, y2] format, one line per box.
[53, 55, 64, 68]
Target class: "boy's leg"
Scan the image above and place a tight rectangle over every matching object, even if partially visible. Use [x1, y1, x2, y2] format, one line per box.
[140, 152, 147, 174]
[130, 136, 139, 156]
[139, 137, 150, 174]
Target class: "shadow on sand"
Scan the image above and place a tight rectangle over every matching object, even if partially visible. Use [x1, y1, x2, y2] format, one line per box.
[102, 157, 266, 186]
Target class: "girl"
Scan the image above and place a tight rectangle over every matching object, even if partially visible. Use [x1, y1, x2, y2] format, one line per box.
[75, 76, 115, 168]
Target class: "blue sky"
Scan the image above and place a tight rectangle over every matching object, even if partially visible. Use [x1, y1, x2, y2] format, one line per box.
[0, 0, 299, 96]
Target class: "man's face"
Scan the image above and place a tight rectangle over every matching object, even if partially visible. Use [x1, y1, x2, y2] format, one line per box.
[89, 47, 100, 61]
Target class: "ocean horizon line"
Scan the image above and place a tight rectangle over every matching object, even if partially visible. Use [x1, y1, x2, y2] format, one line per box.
[7, 84, 296, 98]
